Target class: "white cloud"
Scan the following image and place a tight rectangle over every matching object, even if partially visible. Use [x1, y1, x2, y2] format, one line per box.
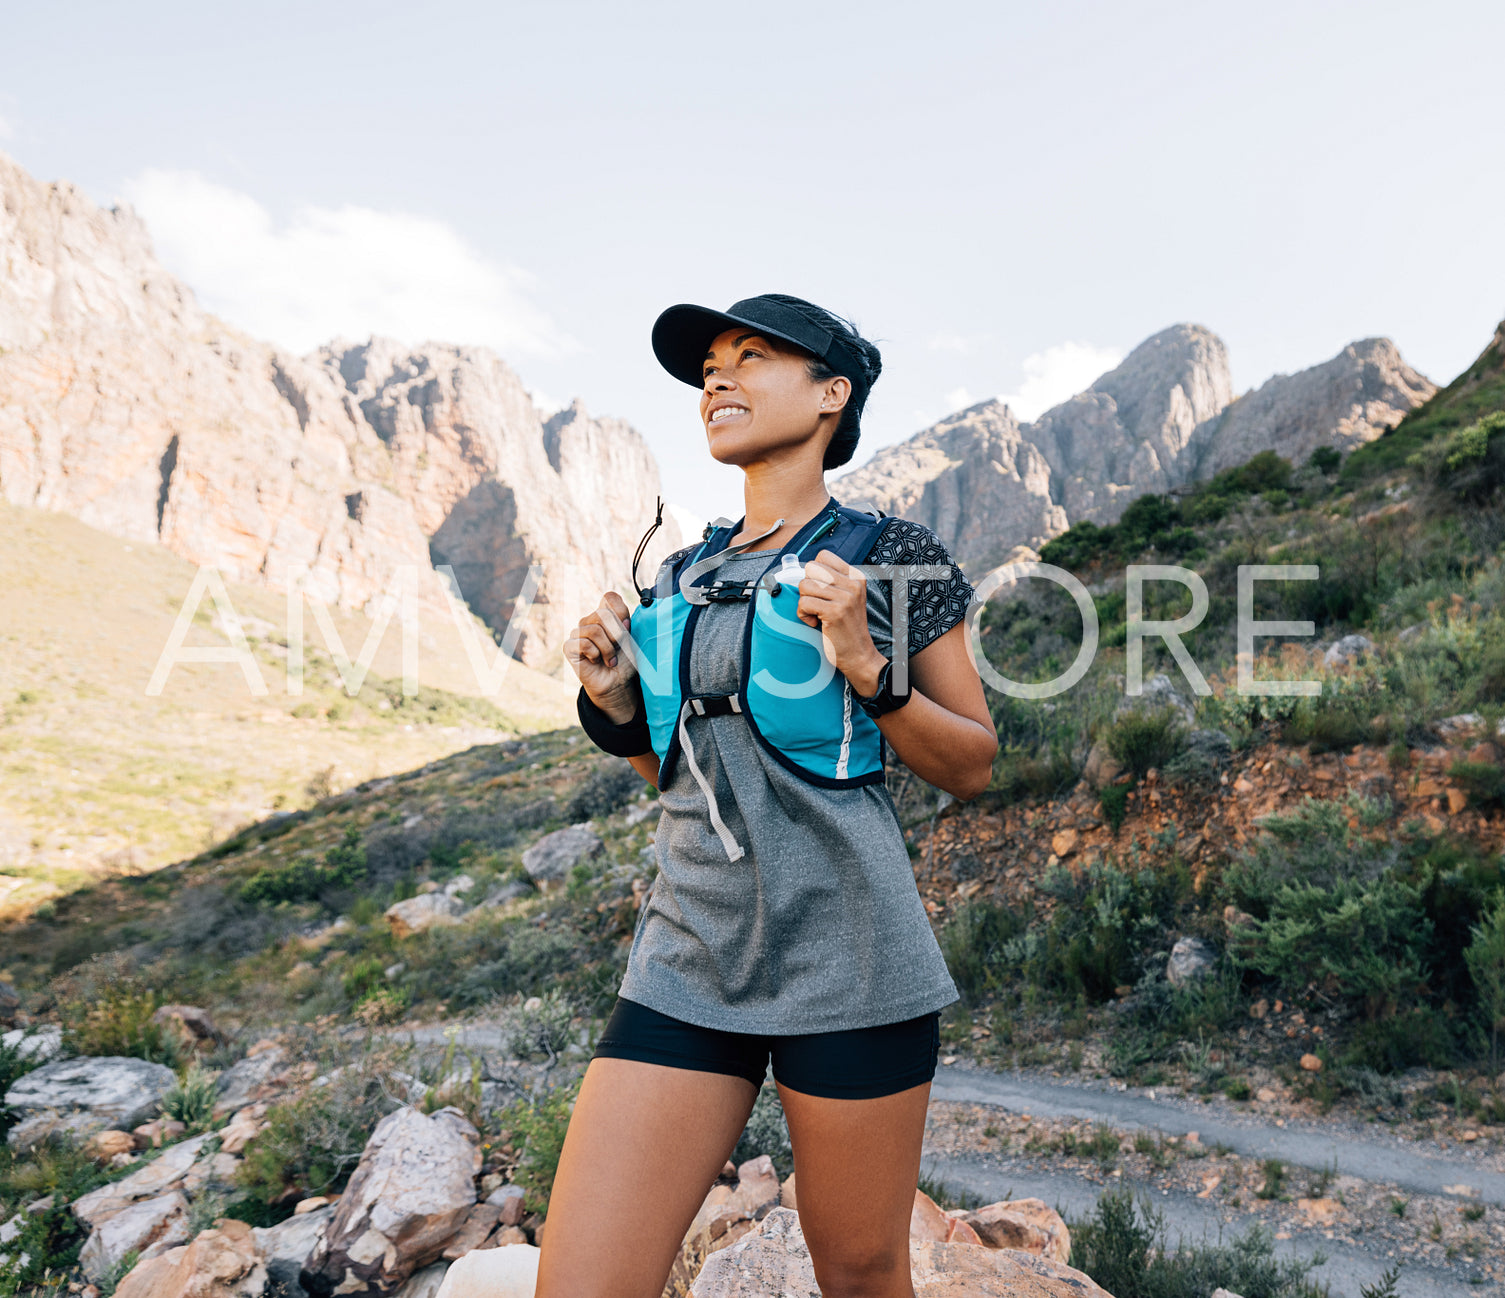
[945, 386, 975, 412]
[997, 341, 1123, 422]
[122, 169, 571, 358]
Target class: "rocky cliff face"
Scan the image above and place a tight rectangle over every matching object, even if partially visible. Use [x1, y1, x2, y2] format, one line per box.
[836, 324, 1434, 571]
[0, 152, 680, 672]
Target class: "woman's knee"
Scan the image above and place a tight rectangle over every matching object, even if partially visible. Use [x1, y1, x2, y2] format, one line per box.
[808, 1239, 913, 1298]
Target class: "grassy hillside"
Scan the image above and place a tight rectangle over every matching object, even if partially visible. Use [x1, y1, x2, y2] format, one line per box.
[0, 502, 574, 922]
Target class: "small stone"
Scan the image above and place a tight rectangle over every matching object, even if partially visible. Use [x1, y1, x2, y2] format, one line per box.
[1299, 1053, 1323, 1072]
[386, 893, 466, 939]
[484, 1184, 528, 1226]
[84, 1130, 137, 1163]
[1166, 936, 1217, 987]
[295, 1196, 331, 1214]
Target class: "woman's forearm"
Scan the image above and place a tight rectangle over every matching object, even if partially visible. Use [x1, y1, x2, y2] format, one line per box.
[874, 689, 996, 800]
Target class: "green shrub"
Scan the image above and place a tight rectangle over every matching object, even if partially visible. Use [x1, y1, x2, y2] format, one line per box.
[161, 1064, 218, 1132]
[1466, 891, 1505, 1069]
[237, 1049, 402, 1202]
[494, 1079, 580, 1216]
[508, 989, 578, 1061]
[1105, 707, 1187, 779]
[0, 1038, 40, 1140]
[1069, 1186, 1323, 1298]
[1341, 1007, 1455, 1072]
[732, 1078, 792, 1178]
[241, 825, 367, 905]
[1100, 783, 1130, 835]
[939, 900, 1028, 1006]
[59, 981, 182, 1068]
[0, 1141, 105, 1289]
[1451, 760, 1505, 811]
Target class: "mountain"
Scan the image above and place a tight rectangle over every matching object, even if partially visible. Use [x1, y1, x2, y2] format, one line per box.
[835, 325, 1435, 570]
[0, 152, 682, 674]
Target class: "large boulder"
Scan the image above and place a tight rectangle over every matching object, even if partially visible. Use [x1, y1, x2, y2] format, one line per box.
[0, 1025, 62, 1063]
[433, 1245, 539, 1298]
[396, 1262, 451, 1296]
[299, 1106, 481, 1296]
[520, 824, 602, 890]
[945, 1198, 1072, 1263]
[74, 1133, 215, 1224]
[113, 1218, 268, 1298]
[666, 1156, 783, 1296]
[1113, 672, 1195, 726]
[79, 1190, 191, 1282]
[6, 1056, 177, 1150]
[385, 893, 466, 939]
[690, 1207, 1110, 1297]
[911, 1188, 983, 1244]
[253, 1205, 334, 1294]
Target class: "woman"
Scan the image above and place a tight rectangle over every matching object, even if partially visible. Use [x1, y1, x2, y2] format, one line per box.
[551, 293, 998, 1298]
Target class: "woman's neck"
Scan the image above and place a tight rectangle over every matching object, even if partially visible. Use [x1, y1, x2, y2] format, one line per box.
[732, 463, 832, 553]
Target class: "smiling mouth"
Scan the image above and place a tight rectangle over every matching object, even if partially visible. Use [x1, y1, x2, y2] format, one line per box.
[708, 405, 748, 424]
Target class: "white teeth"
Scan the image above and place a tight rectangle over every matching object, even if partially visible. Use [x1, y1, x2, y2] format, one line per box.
[710, 406, 745, 423]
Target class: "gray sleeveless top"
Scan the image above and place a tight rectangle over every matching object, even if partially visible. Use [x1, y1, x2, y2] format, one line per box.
[616, 518, 972, 1034]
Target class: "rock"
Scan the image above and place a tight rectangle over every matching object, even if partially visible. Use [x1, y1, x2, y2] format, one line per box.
[947, 1199, 1071, 1263]
[1223, 905, 1256, 934]
[779, 1172, 797, 1209]
[441, 1204, 501, 1260]
[1081, 741, 1124, 791]
[299, 1105, 481, 1296]
[6, 1056, 178, 1150]
[113, 1218, 267, 1298]
[1049, 829, 1078, 858]
[1300, 1053, 1324, 1072]
[79, 1190, 191, 1282]
[253, 1205, 334, 1293]
[1113, 672, 1195, 726]
[214, 1045, 288, 1114]
[433, 1244, 540, 1298]
[151, 1005, 223, 1050]
[478, 880, 535, 908]
[484, 1184, 528, 1226]
[133, 1118, 189, 1149]
[295, 1197, 332, 1215]
[1181, 728, 1233, 765]
[1437, 713, 1484, 741]
[442, 874, 476, 898]
[84, 1129, 138, 1163]
[218, 1104, 268, 1155]
[1212, 1290, 1245, 1298]
[1323, 635, 1373, 667]
[1256, 1087, 1278, 1103]
[0, 982, 21, 1022]
[911, 1189, 984, 1245]
[395, 1263, 450, 1297]
[690, 1206, 1111, 1298]
[385, 893, 466, 939]
[1166, 936, 1218, 987]
[666, 1155, 784, 1294]
[0, 1025, 62, 1062]
[520, 824, 603, 889]
[73, 1134, 215, 1225]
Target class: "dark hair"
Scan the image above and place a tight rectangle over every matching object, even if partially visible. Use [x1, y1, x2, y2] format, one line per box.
[757, 293, 882, 471]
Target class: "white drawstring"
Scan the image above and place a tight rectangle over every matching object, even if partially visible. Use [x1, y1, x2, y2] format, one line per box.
[676, 698, 744, 861]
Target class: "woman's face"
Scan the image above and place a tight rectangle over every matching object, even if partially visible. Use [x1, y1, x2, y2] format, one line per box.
[698, 327, 849, 467]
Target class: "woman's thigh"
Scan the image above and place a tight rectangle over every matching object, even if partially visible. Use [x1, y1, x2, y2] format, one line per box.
[534, 1056, 759, 1298]
[776, 1078, 931, 1298]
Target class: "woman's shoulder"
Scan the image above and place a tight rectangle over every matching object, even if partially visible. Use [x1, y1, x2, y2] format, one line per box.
[863, 514, 964, 569]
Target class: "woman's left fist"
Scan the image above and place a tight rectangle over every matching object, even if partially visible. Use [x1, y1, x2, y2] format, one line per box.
[796, 549, 877, 676]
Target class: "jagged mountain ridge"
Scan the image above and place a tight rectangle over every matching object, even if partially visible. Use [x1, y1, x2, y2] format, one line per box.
[835, 325, 1435, 571]
[0, 152, 682, 672]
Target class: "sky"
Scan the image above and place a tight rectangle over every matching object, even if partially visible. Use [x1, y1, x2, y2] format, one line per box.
[3, 0, 1503, 530]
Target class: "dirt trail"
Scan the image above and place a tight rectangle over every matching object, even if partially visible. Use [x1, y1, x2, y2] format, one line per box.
[930, 1063, 1505, 1206]
[917, 1151, 1484, 1298]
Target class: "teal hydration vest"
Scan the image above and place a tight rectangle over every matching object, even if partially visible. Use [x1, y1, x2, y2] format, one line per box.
[631, 499, 894, 858]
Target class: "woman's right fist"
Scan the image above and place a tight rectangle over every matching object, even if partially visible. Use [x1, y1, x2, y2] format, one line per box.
[564, 590, 641, 721]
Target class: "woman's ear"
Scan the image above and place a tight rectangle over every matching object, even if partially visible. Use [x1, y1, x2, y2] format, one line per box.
[818, 374, 852, 414]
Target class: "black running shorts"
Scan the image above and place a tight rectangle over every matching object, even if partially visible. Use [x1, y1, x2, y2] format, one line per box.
[590, 996, 942, 1099]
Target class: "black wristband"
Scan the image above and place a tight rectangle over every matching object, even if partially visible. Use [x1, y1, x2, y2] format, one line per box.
[577, 686, 655, 758]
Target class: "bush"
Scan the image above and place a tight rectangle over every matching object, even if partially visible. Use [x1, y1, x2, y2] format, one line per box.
[1466, 891, 1505, 1069]
[240, 824, 367, 905]
[732, 1077, 792, 1178]
[508, 989, 578, 1061]
[1069, 1186, 1324, 1298]
[1452, 760, 1505, 811]
[0, 1038, 40, 1140]
[939, 900, 1027, 1006]
[161, 1064, 218, 1132]
[236, 1047, 404, 1202]
[1105, 708, 1187, 779]
[493, 1079, 580, 1216]
[1100, 783, 1131, 835]
[59, 978, 182, 1068]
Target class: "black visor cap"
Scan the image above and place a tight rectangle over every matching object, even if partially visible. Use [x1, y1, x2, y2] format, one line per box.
[652, 295, 870, 404]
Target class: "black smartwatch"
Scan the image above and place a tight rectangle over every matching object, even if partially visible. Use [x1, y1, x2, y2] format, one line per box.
[856, 657, 911, 718]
